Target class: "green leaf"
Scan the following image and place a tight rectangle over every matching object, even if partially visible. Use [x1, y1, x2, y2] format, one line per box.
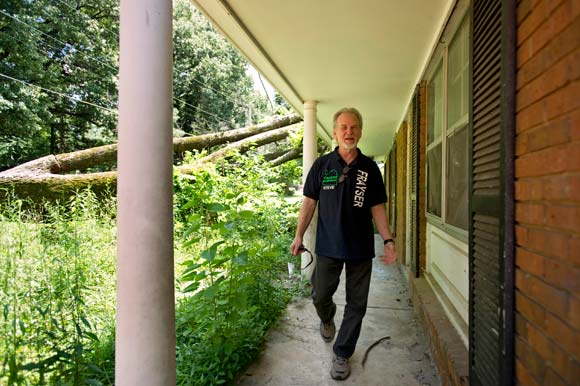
[237, 210, 255, 218]
[201, 240, 225, 261]
[207, 203, 226, 212]
[182, 282, 200, 293]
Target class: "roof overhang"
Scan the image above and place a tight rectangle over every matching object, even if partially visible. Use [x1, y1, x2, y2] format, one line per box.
[191, 0, 456, 158]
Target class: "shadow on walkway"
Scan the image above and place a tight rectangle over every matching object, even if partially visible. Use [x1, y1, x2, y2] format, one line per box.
[237, 236, 441, 386]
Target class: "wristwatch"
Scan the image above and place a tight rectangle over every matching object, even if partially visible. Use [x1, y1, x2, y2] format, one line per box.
[383, 238, 394, 246]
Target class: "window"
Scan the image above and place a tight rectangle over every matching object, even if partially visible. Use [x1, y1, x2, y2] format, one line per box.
[427, 143, 442, 216]
[425, 15, 470, 232]
[427, 63, 444, 145]
[427, 62, 443, 218]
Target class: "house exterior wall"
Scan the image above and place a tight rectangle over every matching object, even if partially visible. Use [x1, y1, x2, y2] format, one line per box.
[419, 81, 428, 273]
[514, 0, 580, 385]
[396, 121, 408, 264]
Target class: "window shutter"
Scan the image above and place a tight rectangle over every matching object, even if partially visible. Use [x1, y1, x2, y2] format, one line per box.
[411, 85, 421, 277]
[469, 1, 515, 385]
[389, 145, 397, 236]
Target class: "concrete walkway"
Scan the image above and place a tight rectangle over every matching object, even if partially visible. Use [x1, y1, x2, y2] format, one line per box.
[236, 236, 441, 386]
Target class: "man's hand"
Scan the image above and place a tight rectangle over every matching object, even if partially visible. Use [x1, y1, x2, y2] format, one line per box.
[380, 243, 396, 265]
[290, 237, 304, 256]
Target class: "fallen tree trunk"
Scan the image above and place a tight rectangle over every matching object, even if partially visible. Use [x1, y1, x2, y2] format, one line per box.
[269, 147, 302, 167]
[0, 116, 302, 202]
[5, 114, 302, 176]
[193, 125, 299, 166]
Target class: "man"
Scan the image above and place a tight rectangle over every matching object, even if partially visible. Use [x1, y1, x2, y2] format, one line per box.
[290, 107, 396, 380]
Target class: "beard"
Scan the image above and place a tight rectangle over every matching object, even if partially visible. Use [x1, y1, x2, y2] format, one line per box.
[340, 141, 357, 150]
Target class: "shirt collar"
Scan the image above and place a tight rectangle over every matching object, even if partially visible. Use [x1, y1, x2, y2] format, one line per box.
[331, 146, 362, 165]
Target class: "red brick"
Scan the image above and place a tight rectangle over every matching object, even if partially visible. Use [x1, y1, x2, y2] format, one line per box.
[543, 173, 580, 201]
[519, 1, 580, 67]
[544, 81, 580, 125]
[516, 131, 529, 155]
[550, 344, 580, 385]
[518, 109, 573, 153]
[518, 312, 580, 385]
[517, 81, 580, 133]
[516, 312, 530, 338]
[516, 249, 546, 277]
[569, 295, 580, 330]
[545, 204, 580, 232]
[518, 0, 565, 48]
[515, 141, 580, 177]
[516, 337, 547, 382]
[516, 357, 542, 386]
[545, 312, 580, 358]
[544, 368, 568, 386]
[515, 179, 544, 200]
[571, 108, 580, 140]
[516, 202, 546, 225]
[516, 225, 530, 245]
[568, 237, 580, 266]
[517, 0, 534, 24]
[516, 290, 547, 327]
[516, 270, 569, 316]
[569, 46, 580, 81]
[519, 228, 572, 262]
[544, 257, 580, 296]
[527, 321, 555, 360]
[518, 17, 580, 89]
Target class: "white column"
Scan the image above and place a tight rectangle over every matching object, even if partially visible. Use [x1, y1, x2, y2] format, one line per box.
[117, 0, 175, 385]
[302, 100, 318, 279]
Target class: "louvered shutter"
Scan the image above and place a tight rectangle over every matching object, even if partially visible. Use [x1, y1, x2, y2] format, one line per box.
[410, 86, 420, 277]
[469, 1, 515, 385]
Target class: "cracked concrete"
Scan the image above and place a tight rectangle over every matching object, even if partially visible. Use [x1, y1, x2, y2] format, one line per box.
[236, 236, 441, 386]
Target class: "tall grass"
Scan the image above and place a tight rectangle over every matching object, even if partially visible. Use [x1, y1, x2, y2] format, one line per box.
[0, 154, 302, 385]
[0, 191, 117, 385]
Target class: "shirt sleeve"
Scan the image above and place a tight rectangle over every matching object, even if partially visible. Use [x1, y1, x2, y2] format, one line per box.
[366, 162, 388, 207]
[303, 158, 321, 200]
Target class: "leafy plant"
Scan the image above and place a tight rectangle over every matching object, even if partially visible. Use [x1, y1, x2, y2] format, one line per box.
[0, 151, 302, 385]
[0, 191, 117, 385]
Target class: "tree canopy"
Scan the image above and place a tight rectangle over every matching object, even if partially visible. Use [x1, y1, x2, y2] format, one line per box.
[0, 0, 272, 170]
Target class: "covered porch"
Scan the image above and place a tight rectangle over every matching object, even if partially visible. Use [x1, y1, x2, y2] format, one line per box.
[235, 236, 440, 386]
[116, 0, 467, 384]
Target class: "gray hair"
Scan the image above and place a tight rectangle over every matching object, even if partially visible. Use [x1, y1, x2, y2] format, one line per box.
[333, 107, 363, 129]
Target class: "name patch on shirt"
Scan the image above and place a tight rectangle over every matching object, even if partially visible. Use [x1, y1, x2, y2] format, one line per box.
[354, 170, 368, 207]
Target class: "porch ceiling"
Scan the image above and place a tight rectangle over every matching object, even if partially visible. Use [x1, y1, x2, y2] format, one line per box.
[190, 0, 455, 158]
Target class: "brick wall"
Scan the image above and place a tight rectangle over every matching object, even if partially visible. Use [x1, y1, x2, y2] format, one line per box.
[396, 121, 407, 264]
[515, 0, 580, 385]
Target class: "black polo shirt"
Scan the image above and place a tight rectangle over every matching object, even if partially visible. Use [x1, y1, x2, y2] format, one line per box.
[303, 147, 387, 260]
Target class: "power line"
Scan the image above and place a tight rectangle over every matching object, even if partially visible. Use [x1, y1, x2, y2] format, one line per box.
[2, 10, 246, 121]
[0, 9, 118, 74]
[0, 72, 117, 114]
[258, 72, 275, 112]
[4, 29, 119, 105]
[0, 7, 255, 128]
[173, 96, 231, 126]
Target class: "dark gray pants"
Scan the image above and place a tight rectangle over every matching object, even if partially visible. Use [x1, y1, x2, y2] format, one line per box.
[311, 255, 373, 358]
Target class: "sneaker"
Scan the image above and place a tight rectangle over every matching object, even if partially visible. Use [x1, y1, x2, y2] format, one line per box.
[330, 355, 350, 380]
[320, 319, 335, 342]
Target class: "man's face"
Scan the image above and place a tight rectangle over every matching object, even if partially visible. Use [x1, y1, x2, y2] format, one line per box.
[333, 112, 362, 151]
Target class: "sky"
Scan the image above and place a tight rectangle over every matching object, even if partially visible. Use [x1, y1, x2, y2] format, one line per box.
[247, 65, 276, 104]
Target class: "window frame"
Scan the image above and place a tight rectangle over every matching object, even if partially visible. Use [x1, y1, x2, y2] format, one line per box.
[425, 14, 470, 238]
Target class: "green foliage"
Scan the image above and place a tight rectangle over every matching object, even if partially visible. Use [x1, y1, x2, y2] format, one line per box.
[0, 0, 272, 170]
[0, 153, 303, 385]
[0, 191, 117, 385]
[0, 0, 119, 168]
[172, 153, 299, 385]
[173, 0, 269, 133]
